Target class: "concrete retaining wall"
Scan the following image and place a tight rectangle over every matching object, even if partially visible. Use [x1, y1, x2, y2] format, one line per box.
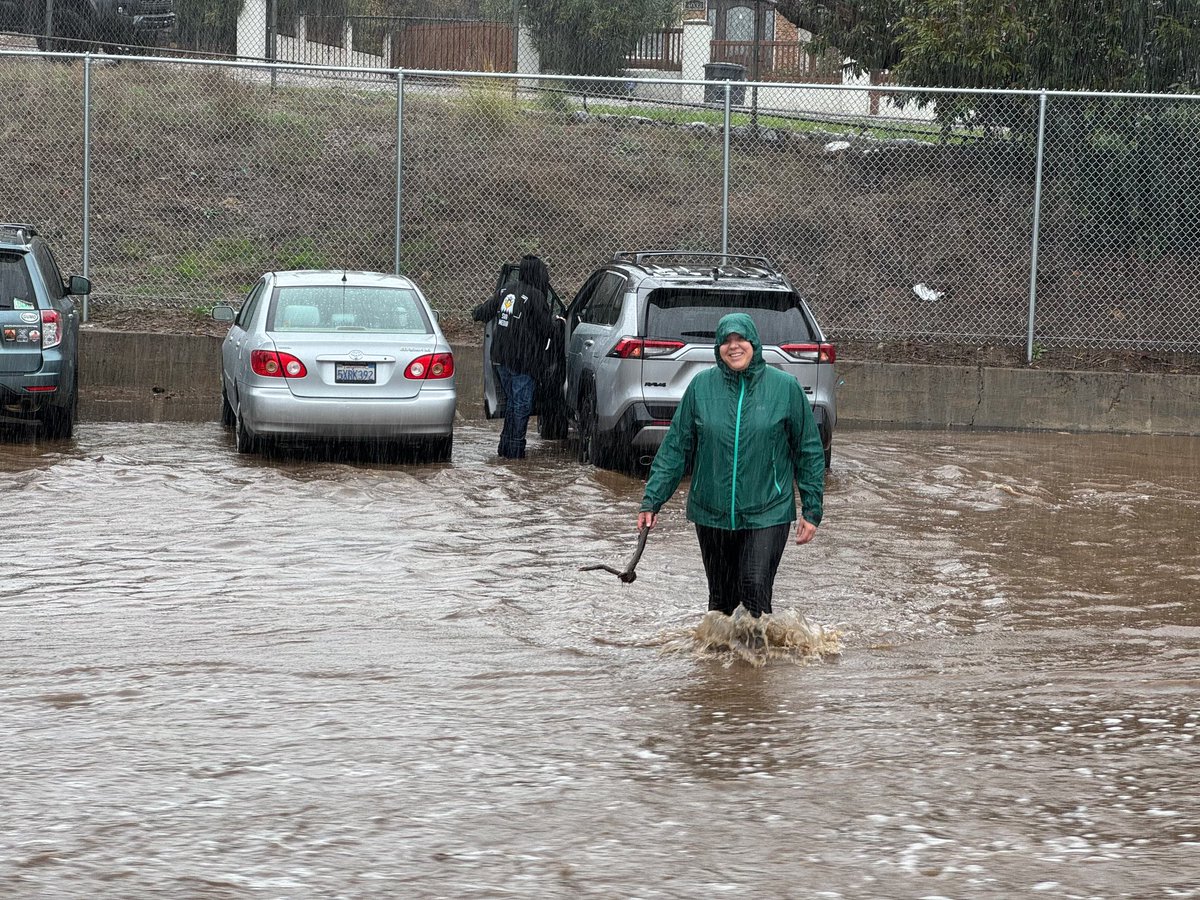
[78, 329, 1200, 435]
[836, 361, 1200, 435]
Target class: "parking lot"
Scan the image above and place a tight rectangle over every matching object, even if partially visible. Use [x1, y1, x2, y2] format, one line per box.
[3, 416, 1198, 896]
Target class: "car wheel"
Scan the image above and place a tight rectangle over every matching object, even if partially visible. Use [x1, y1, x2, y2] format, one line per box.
[577, 390, 614, 469]
[39, 371, 77, 440]
[234, 409, 259, 455]
[824, 440, 832, 471]
[575, 391, 593, 463]
[220, 385, 236, 427]
[425, 434, 453, 464]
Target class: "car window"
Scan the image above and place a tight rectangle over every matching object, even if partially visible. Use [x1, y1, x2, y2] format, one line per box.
[32, 243, 66, 300]
[0, 252, 36, 310]
[235, 280, 267, 329]
[579, 273, 626, 326]
[643, 288, 816, 346]
[268, 285, 432, 334]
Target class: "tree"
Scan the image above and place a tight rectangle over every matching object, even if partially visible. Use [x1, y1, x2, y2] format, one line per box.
[774, 0, 1200, 93]
[774, 0, 905, 73]
[521, 0, 678, 77]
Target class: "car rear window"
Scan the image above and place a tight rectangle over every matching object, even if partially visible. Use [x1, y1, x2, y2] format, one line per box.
[643, 288, 816, 346]
[269, 286, 431, 333]
[0, 252, 36, 310]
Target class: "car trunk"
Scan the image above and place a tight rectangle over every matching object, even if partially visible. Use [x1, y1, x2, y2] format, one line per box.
[640, 286, 823, 404]
[269, 333, 441, 400]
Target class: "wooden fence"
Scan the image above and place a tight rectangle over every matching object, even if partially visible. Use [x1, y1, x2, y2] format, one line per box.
[390, 21, 512, 72]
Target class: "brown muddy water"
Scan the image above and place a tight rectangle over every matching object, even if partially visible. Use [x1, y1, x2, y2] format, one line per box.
[2, 417, 1198, 899]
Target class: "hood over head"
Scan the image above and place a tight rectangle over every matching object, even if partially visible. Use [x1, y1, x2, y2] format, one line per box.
[518, 254, 550, 295]
[714, 312, 765, 375]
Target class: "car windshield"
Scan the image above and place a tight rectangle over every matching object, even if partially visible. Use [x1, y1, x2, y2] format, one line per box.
[269, 285, 431, 333]
[0, 252, 36, 310]
[643, 288, 816, 346]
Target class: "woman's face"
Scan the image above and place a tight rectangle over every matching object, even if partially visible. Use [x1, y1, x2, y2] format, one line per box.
[719, 333, 753, 371]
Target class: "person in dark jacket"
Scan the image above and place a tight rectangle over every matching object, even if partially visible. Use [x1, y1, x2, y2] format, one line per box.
[473, 254, 554, 459]
[637, 312, 825, 618]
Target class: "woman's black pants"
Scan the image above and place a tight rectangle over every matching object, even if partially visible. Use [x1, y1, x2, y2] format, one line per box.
[694, 522, 791, 618]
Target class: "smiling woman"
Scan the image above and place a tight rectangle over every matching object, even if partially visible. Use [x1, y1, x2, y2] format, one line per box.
[718, 330, 754, 371]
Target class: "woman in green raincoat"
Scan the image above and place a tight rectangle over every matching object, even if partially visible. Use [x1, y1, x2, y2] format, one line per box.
[637, 312, 825, 618]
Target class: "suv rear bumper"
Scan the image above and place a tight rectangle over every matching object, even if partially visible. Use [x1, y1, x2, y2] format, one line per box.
[612, 399, 835, 458]
[0, 379, 62, 422]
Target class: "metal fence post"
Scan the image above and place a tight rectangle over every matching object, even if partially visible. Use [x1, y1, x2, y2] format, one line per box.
[512, 0, 520, 92]
[393, 70, 404, 276]
[44, 0, 54, 52]
[721, 80, 731, 258]
[1026, 91, 1048, 363]
[269, 0, 278, 90]
[82, 53, 91, 322]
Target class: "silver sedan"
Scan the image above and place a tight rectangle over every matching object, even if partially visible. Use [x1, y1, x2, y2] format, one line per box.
[213, 270, 456, 461]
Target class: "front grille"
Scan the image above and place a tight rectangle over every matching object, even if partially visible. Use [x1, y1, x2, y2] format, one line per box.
[131, 0, 174, 16]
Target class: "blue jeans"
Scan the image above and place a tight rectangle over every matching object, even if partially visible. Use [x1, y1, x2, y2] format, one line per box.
[497, 365, 535, 458]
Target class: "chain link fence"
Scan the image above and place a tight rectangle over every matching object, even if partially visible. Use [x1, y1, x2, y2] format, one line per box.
[1, 48, 1199, 355]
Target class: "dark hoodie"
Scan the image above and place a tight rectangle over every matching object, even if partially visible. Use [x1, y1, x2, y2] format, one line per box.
[472, 255, 552, 376]
[641, 312, 825, 529]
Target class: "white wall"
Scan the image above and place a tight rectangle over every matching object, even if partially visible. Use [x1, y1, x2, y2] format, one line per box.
[237, 0, 267, 60]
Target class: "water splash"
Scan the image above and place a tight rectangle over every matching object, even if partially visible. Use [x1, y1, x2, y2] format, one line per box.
[660, 608, 842, 667]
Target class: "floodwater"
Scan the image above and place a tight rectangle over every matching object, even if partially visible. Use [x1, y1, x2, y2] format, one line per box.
[2, 416, 1198, 899]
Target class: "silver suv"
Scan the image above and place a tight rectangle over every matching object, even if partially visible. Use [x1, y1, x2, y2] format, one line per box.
[561, 252, 836, 470]
[0, 223, 90, 439]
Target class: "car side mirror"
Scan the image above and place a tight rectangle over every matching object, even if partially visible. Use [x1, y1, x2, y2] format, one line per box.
[67, 275, 92, 296]
[211, 305, 236, 323]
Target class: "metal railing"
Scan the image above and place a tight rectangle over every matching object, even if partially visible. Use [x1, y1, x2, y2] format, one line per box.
[2, 49, 1199, 359]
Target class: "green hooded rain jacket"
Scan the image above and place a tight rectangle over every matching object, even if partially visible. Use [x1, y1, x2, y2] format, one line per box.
[640, 312, 825, 530]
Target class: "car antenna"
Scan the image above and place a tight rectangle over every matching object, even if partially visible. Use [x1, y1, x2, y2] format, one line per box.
[341, 270, 348, 283]
[712, 266, 720, 282]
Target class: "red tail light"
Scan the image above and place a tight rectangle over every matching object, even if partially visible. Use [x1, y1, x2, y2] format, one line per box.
[607, 337, 685, 359]
[41, 309, 61, 349]
[779, 342, 836, 363]
[405, 352, 454, 380]
[251, 349, 308, 378]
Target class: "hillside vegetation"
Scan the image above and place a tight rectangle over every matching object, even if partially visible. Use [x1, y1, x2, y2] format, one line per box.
[2, 55, 1198, 372]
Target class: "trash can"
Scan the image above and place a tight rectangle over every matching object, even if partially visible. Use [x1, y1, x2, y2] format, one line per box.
[703, 62, 746, 105]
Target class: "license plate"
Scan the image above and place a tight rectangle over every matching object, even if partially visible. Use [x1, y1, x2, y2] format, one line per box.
[335, 362, 376, 384]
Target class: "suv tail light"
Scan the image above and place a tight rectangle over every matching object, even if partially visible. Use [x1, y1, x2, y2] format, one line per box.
[41, 309, 61, 349]
[251, 349, 307, 378]
[607, 337, 685, 359]
[779, 342, 836, 363]
[405, 352, 454, 379]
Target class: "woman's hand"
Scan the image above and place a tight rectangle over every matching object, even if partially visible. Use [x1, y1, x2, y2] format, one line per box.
[795, 519, 817, 545]
[637, 511, 657, 531]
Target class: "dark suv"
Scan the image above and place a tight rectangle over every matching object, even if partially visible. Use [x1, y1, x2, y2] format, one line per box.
[0, 0, 175, 52]
[0, 224, 90, 439]
[559, 251, 837, 470]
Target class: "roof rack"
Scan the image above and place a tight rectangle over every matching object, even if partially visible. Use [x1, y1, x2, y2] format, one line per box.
[0, 223, 39, 244]
[611, 250, 785, 282]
